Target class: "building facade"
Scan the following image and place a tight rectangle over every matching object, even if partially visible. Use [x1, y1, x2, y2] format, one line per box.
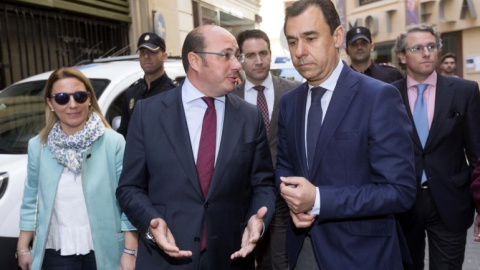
[344, 0, 480, 82]
[0, 0, 261, 88]
[129, 0, 261, 57]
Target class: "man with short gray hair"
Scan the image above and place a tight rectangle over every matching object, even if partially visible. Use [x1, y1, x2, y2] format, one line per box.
[393, 23, 480, 270]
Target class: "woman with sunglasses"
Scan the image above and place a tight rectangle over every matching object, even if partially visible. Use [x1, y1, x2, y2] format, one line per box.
[17, 68, 137, 270]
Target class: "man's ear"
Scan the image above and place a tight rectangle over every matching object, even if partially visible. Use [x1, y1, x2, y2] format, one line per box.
[188, 52, 202, 72]
[397, 52, 407, 65]
[333, 25, 345, 49]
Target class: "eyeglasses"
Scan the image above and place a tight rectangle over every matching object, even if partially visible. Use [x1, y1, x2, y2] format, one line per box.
[244, 51, 270, 61]
[51, 91, 90, 105]
[194, 51, 245, 63]
[407, 43, 442, 54]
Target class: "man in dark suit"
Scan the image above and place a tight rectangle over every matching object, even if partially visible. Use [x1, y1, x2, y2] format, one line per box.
[393, 24, 480, 270]
[116, 25, 276, 269]
[233, 29, 301, 270]
[275, 1, 416, 269]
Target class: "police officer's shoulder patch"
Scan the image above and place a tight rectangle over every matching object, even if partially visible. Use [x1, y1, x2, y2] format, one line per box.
[379, 63, 398, 69]
[128, 98, 135, 112]
[128, 78, 143, 88]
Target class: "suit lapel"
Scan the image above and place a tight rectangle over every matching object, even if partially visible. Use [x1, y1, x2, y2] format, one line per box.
[310, 66, 357, 180]
[426, 75, 453, 150]
[158, 88, 203, 198]
[206, 94, 242, 199]
[294, 83, 310, 177]
[270, 76, 283, 142]
[233, 82, 246, 99]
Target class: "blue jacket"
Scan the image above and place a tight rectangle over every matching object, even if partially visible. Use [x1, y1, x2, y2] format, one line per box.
[20, 129, 135, 269]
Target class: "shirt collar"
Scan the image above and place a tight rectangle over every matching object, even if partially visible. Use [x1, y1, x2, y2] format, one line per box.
[309, 60, 343, 91]
[182, 77, 226, 104]
[245, 73, 273, 92]
[145, 72, 169, 91]
[407, 70, 437, 89]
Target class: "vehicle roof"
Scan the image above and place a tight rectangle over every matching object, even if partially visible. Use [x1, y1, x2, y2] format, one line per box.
[11, 56, 185, 85]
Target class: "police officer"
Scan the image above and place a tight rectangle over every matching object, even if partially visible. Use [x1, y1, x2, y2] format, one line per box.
[117, 32, 177, 138]
[346, 26, 404, 83]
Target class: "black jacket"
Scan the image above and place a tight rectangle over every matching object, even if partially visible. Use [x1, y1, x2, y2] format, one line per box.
[117, 73, 177, 137]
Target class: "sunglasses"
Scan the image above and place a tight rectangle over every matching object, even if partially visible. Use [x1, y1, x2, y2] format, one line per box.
[51, 91, 90, 105]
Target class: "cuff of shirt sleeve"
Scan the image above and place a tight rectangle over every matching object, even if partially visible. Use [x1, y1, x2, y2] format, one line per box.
[311, 187, 320, 215]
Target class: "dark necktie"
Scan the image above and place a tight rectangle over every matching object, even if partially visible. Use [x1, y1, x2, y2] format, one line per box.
[253, 85, 270, 133]
[413, 84, 429, 184]
[307, 87, 327, 171]
[197, 97, 216, 250]
[197, 97, 216, 197]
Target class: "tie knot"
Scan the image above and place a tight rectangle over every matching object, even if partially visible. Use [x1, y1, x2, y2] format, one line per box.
[202, 97, 215, 108]
[416, 84, 428, 96]
[311, 86, 328, 103]
[253, 85, 265, 92]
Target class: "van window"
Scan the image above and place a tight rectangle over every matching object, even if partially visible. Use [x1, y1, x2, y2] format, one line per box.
[0, 79, 109, 154]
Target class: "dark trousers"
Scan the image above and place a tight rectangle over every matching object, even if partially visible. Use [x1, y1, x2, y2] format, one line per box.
[255, 196, 289, 270]
[403, 188, 467, 270]
[293, 235, 319, 270]
[42, 249, 97, 270]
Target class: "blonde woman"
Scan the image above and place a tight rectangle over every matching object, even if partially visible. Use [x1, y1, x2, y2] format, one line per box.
[17, 68, 137, 270]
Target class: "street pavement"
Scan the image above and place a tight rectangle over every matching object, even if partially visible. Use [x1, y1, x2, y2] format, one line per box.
[424, 225, 480, 269]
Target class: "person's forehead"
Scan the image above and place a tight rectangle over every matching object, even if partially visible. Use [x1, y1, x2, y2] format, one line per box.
[405, 31, 436, 44]
[205, 33, 238, 51]
[443, 57, 455, 63]
[349, 38, 369, 45]
[285, 6, 326, 37]
[242, 38, 269, 51]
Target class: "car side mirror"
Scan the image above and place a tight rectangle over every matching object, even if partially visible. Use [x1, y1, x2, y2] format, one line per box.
[112, 116, 121, 131]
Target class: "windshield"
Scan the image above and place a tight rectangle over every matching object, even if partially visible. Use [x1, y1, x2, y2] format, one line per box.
[0, 79, 109, 154]
[270, 67, 304, 82]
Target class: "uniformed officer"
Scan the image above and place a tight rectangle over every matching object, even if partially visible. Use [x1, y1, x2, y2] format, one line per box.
[117, 32, 177, 138]
[346, 26, 404, 83]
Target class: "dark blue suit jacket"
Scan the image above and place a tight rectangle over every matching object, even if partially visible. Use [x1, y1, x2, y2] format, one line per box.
[276, 63, 416, 269]
[393, 74, 480, 233]
[116, 86, 276, 269]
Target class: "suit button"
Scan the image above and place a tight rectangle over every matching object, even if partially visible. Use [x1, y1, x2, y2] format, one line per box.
[204, 202, 209, 209]
[194, 237, 200, 243]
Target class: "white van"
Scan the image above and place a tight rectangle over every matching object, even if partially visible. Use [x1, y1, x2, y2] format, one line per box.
[0, 55, 185, 268]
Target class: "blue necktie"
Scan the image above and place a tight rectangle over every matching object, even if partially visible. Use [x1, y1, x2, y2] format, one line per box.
[413, 84, 429, 184]
[307, 87, 327, 171]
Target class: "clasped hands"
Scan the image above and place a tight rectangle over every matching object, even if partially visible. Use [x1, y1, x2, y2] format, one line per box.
[148, 206, 268, 259]
[280, 176, 318, 228]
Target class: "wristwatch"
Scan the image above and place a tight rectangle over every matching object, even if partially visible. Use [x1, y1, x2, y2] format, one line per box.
[146, 229, 156, 244]
[123, 248, 137, 257]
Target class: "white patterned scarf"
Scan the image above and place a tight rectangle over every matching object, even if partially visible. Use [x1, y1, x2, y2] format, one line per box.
[47, 112, 105, 173]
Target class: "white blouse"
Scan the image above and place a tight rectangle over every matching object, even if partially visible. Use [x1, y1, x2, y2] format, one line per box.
[45, 167, 94, 255]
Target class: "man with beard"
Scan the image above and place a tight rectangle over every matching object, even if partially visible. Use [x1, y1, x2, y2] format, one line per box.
[346, 26, 403, 83]
[233, 29, 300, 270]
[439, 52, 460, 77]
[117, 32, 177, 138]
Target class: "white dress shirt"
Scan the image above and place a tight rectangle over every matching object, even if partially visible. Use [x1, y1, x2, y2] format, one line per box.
[304, 60, 343, 215]
[182, 77, 225, 164]
[244, 73, 275, 121]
